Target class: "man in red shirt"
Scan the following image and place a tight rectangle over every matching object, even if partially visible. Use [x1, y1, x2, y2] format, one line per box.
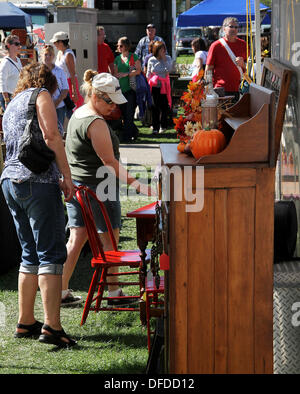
[97, 26, 115, 74]
[206, 17, 247, 102]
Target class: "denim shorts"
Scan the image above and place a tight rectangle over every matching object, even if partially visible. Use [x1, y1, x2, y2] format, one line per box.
[66, 180, 121, 233]
[1, 179, 67, 275]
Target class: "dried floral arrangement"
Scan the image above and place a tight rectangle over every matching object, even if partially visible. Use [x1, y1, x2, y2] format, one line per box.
[173, 71, 233, 159]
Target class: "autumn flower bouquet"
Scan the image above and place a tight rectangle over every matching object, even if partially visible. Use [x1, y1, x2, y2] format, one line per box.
[173, 70, 206, 143]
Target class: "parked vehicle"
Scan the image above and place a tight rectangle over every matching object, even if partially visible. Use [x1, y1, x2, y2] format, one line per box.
[175, 27, 203, 56]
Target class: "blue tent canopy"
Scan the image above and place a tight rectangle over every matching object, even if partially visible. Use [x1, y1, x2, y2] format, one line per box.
[177, 0, 270, 27]
[0, 2, 32, 29]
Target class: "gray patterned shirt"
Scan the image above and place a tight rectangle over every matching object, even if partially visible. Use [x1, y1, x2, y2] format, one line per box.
[135, 35, 165, 63]
[1, 88, 61, 184]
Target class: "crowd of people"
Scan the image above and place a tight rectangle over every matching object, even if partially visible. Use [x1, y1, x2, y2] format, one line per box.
[0, 19, 267, 139]
[0, 17, 267, 348]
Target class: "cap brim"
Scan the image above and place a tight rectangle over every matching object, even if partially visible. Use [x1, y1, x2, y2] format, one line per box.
[107, 92, 127, 105]
[49, 38, 57, 43]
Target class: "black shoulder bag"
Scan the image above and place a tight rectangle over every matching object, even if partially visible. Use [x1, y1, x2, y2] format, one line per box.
[57, 85, 75, 111]
[18, 88, 56, 174]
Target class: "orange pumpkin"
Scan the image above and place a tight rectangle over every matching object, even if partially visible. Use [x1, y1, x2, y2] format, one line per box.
[177, 141, 186, 153]
[184, 141, 192, 155]
[190, 129, 226, 159]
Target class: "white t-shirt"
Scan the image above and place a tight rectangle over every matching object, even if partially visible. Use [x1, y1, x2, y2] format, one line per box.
[55, 48, 76, 79]
[191, 50, 208, 78]
[0, 56, 22, 93]
[51, 65, 69, 109]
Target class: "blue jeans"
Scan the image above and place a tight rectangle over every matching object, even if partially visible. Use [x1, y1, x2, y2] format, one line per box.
[66, 180, 121, 232]
[1, 179, 67, 275]
[119, 89, 139, 141]
[56, 106, 66, 128]
[0, 93, 12, 112]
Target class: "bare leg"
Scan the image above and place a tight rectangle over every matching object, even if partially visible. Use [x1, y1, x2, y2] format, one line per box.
[39, 273, 73, 344]
[62, 227, 120, 293]
[15, 272, 38, 334]
[39, 274, 62, 330]
[62, 226, 87, 291]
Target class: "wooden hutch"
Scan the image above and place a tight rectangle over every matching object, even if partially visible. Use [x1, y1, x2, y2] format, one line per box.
[160, 79, 289, 374]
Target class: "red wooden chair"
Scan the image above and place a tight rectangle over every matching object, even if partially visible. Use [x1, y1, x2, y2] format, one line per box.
[75, 185, 150, 325]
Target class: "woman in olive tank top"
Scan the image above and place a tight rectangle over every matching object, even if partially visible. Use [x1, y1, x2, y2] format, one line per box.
[62, 71, 155, 306]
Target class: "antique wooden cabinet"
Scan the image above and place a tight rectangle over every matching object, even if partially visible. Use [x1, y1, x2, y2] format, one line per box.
[160, 83, 279, 374]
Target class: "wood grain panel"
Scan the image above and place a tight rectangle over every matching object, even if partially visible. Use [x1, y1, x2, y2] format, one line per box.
[162, 148, 275, 373]
[168, 200, 188, 373]
[227, 187, 255, 373]
[187, 189, 215, 373]
[200, 168, 257, 189]
[214, 189, 228, 373]
[254, 168, 274, 373]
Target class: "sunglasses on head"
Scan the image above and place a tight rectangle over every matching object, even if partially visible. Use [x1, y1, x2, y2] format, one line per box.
[99, 95, 114, 105]
[12, 42, 21, 46]
[227, 25, 238, 29]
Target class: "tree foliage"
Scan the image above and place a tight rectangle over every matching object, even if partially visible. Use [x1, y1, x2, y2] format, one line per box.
[262, 0, 272, 8]
[50, 0, 83, 6]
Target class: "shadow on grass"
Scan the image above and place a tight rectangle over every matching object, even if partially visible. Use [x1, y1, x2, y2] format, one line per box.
[119, 235, 135, 243]
[78, 331, 146, 349]
[0, 265, 18, 290]
[69, 250, 95, 291]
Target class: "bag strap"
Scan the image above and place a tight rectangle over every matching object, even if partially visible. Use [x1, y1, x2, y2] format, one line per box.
[6, 57, 21, 72]
[219, 38, 243, 79]
[129, 54, 135, 66]
[27, 88, 41, 123]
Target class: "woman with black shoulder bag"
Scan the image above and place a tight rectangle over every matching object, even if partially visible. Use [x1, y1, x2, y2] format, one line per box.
[1, 62, 76, 348]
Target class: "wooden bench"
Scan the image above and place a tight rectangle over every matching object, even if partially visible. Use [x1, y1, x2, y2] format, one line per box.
[196, 83, 275, 166]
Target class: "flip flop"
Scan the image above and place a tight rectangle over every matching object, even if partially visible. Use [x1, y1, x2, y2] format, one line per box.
[39, 324, 77, 348]
[14, 321, 43, 338]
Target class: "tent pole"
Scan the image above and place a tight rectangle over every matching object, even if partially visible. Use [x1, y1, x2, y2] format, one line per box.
[172, 0, 176, 60]
[255, 0, 262, 84]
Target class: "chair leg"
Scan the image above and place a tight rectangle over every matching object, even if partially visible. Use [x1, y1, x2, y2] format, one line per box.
[139, 298, 147, 326]
[81, 266, 101, 326]
[146, 292, 152, 352]
[95, 267, 107, 311]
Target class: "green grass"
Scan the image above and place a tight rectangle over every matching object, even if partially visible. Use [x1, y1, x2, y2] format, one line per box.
[117, 120, 178, 145]
[176, 54, 194, 64]
[0, 113, 176, 374]
[0, 197, 156, 374]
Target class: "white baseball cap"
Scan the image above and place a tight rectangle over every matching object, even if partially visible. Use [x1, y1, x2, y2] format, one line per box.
[50, 31, 69, 43]
[92, 73, 127, 105]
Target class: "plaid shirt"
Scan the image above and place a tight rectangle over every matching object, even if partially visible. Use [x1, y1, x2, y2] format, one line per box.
[134, 35, 165, 63]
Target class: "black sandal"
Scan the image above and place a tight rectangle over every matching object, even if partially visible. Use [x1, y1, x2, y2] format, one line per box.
[39, 324, 77, 348]
[14, 320, 43, 338]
